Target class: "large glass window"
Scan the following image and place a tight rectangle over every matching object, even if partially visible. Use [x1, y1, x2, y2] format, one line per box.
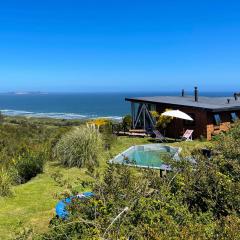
[148, 104, 156, 111]
[214, 114, 221, 125]
[231, 112, 239, 122]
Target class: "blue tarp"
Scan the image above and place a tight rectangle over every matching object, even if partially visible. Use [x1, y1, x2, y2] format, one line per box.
[55, 192, 94, 219]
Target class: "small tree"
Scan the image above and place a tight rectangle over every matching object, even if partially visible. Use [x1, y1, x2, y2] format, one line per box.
[122, 115, 132, 131]
[150, 109, 173, 131]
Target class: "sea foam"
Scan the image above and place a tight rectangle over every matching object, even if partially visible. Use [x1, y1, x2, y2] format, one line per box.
[0, 109, 122, 121]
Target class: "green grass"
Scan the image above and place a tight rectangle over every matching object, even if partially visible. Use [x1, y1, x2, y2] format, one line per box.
[0, 163, 91, 239]
[169, 139, 212, 156]
[0, 136, 209, 239]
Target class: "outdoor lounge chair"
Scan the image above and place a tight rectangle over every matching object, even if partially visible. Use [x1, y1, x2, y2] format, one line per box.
[152, 130, 167, 142]
[181, 129, 194, 141]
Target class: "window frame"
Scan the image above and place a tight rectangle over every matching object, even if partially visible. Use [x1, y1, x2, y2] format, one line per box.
[213, 114, 221, 126]
[231, 112, 239, 122]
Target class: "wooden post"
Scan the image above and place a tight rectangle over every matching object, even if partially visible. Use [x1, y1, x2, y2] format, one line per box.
[143, 105, 146, 130]
[134, 104, 144, 129]
[131, 102, 135, 129]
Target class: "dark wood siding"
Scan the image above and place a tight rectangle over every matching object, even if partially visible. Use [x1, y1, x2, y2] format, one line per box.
[156, 104, 208, 139]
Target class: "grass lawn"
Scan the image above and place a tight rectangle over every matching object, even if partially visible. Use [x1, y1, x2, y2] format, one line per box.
[0, 164, 92, 239]
[0, 136, 210, 239]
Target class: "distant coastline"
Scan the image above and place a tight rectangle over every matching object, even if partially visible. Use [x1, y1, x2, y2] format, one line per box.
[0, 109, 123, 120]
[1, 91, 48, 95]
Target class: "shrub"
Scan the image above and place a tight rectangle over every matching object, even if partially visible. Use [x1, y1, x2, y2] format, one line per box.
[40, 165, 218, 239]
[14, 150, 45, 184]
[54, 125, 103, 169]
[150, 109, 173, 130]
[0, 168, 12, 197]
[87, 118, 110, 128]
[122, 115, 132, 130]
[99, 122, 117, 150]
[213, 121, 240, 181]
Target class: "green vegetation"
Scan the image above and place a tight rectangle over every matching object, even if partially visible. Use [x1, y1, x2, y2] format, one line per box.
[122, 114, 132, 130]
[36, 122, 240, 239]
[0, 117, 69, 198]
[0, 163, 89, 239]
[54, 126, 103, 169]
[0, 116, 85, 239]
[0, 111, 4, 124]
[0, 168, 12, 197]
[14, 149, 45, 184]
[150, 109, 173, 130]
[0, 115, 240, 239]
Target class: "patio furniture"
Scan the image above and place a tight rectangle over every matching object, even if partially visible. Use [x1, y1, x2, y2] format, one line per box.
[152, 130, 167, 142]
[181, 129, 194, 141]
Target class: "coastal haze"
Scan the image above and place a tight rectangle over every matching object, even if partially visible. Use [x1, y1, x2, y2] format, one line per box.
[0, 91, 235, 120]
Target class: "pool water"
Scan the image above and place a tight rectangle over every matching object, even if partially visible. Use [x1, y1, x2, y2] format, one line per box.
[125, 150, 171, 168]
[110, 144, 180, 170]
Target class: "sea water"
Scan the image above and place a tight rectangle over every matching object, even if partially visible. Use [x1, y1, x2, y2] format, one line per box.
[0, 92, 233, 120]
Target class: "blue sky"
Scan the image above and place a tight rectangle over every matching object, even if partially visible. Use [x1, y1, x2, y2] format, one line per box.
[0, 0, 240, 92]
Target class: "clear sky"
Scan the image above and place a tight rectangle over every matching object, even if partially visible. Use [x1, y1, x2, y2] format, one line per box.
[0, 0, 240, 92]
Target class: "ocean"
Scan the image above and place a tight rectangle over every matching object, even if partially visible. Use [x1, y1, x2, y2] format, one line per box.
[0, 92, 234, 120]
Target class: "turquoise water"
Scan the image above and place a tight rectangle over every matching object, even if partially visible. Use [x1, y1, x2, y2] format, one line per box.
[111, 144, 180, 170]
[125, 149, 172, 168]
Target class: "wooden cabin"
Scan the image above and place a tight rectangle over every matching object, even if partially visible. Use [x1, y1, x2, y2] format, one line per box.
[125, 88, 240, 140]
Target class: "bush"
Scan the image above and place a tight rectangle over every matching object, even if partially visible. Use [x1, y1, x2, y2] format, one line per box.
[122, 115, 132, 130]
[54, 125, 103, 169]
[150, 109, 173, 130]
[213, 121, 240, 181]
[40, 165, 218, 239]
[87, 118, 110, 128]
[14, 150, 45, 184]
[0, 168, 12, 197]
[99, 122, 117, 150]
